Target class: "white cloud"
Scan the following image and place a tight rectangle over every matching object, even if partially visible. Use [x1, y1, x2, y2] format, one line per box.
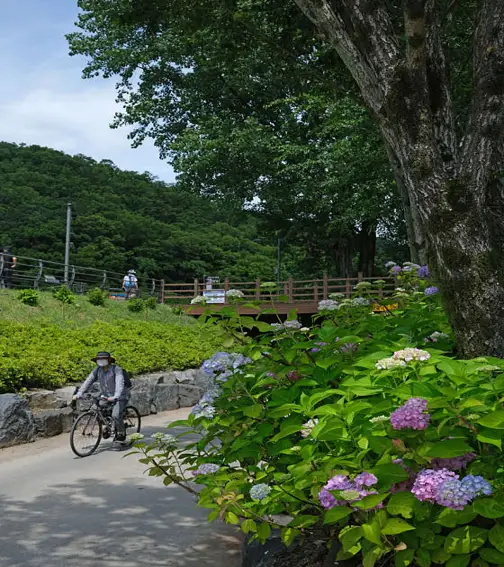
[0, 0, 176, 182]
[0, 80, 174, 180]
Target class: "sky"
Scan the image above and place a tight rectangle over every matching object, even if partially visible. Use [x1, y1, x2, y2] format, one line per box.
[0, 0, 176, 181]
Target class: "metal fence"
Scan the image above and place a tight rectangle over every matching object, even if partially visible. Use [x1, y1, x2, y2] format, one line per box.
[0, 254, 164, 301]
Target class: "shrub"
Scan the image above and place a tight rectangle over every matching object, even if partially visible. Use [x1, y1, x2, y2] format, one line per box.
[0, 320, 223, 393]
[132, 269, 504, 567]
[87, 288, 107, 307]
[127, 298, 145, 312]
[53, 286, 76, 305]
[144, 296, 157, 310]
[17, 289, 39, 307]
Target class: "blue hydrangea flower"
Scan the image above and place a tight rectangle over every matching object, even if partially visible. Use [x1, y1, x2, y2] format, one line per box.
[417, 265, 430, 278]
[250, 483, 272, 501]
[425, 286, 439, 296]
[461, 475, 492, 496]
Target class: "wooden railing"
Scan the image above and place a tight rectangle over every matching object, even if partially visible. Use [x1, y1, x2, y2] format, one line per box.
[161, 274, 395, 305]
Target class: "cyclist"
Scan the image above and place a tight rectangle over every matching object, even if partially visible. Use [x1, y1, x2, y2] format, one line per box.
[73, 351, 130, 450]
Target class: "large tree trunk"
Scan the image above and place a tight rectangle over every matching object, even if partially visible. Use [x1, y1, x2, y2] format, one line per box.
[357, 221, 376, 277]
[294, 0, 504, 357]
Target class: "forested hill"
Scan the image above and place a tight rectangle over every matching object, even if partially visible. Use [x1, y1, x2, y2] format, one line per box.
[0, 142, 277, 282]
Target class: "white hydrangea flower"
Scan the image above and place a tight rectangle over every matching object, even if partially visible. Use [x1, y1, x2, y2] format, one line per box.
[370, 415, 390, 424]
[191, 295, 206, 305]
[300, 419, 319, 438]
[226, 289, 245, 299]
[393, 348, 431, 362]
[318, 299, 340, 311]
[376, 357, 407, 370]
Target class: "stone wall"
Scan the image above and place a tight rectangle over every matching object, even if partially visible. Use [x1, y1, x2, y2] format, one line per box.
[0, 368, 209, 449]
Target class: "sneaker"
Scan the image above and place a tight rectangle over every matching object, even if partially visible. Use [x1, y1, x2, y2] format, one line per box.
[110, 441, 130, 451]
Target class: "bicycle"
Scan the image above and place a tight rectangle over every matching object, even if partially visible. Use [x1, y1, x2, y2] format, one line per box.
[70, 393, 141, 457]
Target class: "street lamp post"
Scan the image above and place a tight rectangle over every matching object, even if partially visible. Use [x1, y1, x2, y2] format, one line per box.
[64, 202, 72, 284]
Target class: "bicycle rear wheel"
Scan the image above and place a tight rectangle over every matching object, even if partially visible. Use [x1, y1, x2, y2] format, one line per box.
[123, 406, 141, 435]
[70, 411, 102, 457]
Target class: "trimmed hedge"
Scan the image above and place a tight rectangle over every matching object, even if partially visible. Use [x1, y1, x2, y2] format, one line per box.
[0, 320, 222, 392]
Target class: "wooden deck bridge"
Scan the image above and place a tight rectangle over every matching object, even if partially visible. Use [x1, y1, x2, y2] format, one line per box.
[161, 274, 395, 316]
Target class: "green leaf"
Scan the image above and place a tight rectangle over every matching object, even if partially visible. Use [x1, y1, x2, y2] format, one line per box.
[288, 515, 319, 529]
[324, 506, 351, 524]
[307, 389, 340, 409]
[382, 518, 415, 535]
[477, 411, 504, 429]
[480, 548, 504, 564]
[446, 554, 470, 567]
[362, 521, 382, 545]
[243, 404, 263, 418]
[225, 511, 240, 525]
[257, 522, 271, 542]
[339, 526, 363, 551]
[241, 519, 257, 534]
[363, 547, 382, 567]
[477, 428, 502, 450]
[445, 526, 488, 554]
[387, 492, 417, 519]
[473, 500, 504, 519]
[373, 463, 410, 484]
[395, 549, 415, 567]
[353, 493, 389, 510]
[436, 506, 477, 528]
[416, 548, 432, 567]
[426, 439, 474, 458]
[269, 424, 301, 443]
[280, 527, 299, 547]
[489, 524, 504, 553]
[315, 356, 341, 370]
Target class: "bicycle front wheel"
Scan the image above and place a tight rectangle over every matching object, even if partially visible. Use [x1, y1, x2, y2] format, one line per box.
[123, 406, 141, 435]
[70, 411, 102, 457]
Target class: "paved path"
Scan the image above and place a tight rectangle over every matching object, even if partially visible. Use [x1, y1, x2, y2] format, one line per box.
[0, 409, 242, 567]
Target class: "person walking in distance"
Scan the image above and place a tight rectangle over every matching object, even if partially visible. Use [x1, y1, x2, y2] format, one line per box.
[73, 352, 130, 450]
[1, 247, 16, 289]
[122, 269, 138, 299]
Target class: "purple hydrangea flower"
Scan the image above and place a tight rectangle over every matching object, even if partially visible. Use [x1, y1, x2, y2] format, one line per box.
[250, 483, 272, 501]
[390, 398, 431, 430]
[192, 463, 220, 476]
[431, 453, 476, 471]
[319, 474, 380, 509]
[354, 473, 378, 487]
[411, 469, 459, 503]
[391, 265, 402, 274]
[340, 342, 358, 354]
[425, 286, 439, 296]
[417, 265, 430, 278]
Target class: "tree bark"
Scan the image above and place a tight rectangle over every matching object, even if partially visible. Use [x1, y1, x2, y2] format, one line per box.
[357, 221, 376, 277]
[294, 0, 504, 357]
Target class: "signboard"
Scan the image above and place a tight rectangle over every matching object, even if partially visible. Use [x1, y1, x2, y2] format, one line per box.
[203, 289, 226, 304]
[205, 276, 220, 290]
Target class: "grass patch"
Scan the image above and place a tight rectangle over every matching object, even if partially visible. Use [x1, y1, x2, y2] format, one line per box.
[0, 290, 221, 393]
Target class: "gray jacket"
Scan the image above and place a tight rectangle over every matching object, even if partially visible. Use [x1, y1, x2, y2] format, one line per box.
[78, 364, 127, 400]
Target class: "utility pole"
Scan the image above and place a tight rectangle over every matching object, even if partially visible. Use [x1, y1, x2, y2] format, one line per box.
[64, 202, 72, 284]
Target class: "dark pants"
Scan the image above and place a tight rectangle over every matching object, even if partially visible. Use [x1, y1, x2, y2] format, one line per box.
[112, 397, 128, 440]
[2, 269, 12, 288]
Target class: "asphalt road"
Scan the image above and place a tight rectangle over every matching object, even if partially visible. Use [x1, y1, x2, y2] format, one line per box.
[0, 408, 242, 567]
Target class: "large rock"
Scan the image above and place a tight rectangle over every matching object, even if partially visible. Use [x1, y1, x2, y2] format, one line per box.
[54, 385, 78, 407]
[154, 384, 179, 412]
[0, 394, 35, 448]
[26, 389, 67, 411]
[33, 408, 74, 437]
[178, 384, 204, 408]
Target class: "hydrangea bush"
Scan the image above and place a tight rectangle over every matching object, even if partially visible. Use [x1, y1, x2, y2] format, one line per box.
[131, 270, 504, 567]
